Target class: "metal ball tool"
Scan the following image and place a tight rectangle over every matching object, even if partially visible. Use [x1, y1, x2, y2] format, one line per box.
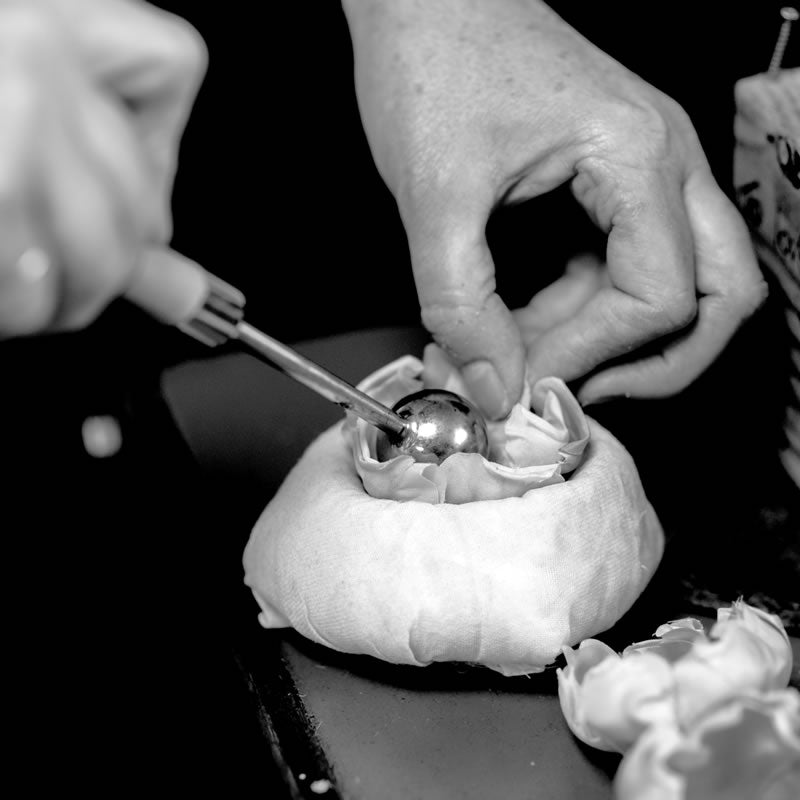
[178, 272, 490, 465]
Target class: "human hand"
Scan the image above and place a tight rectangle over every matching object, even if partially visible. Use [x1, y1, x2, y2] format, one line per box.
[0, 0, 208, 338]
[342, 0, 766, 413]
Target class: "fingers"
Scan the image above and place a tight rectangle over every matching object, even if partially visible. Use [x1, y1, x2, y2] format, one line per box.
[0, 5, 164, 337]
[684, 166, 767, 334]
[576, 168, 766, 403]
[513, 253, 610, 338]
[41, 122, 139, 330]
[54, 0, 209, 198]
[40, 0, 208, 245]
[0, 1, 209, 337]
[0, 245, 59, 337]
[403, 186, 525, 419]
[523, 162, 698, 394]
[0, 14, 61, 336]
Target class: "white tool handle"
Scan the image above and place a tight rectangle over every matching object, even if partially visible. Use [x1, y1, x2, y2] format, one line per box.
[123, 247, 213, 329]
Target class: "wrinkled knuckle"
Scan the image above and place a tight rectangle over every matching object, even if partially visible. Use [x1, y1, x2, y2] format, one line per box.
[604, 98, 685, 167]
[635, 104, 670, 149]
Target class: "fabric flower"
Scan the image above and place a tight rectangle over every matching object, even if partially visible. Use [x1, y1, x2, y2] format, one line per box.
[636, 601, 794, 728]
[557, 638, 677, 753]
[557, 600, 795, 753]
[614, 689, 800, 800]
[345, 345, 590, 504]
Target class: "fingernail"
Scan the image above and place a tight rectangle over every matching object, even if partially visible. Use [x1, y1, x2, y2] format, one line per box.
[462, 360, 509, 420]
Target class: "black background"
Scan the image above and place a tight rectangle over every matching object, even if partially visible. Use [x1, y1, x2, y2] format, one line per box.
[4, 2, 797, 795]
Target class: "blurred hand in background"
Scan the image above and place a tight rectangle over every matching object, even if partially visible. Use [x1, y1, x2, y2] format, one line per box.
[0, 0, 208, 339]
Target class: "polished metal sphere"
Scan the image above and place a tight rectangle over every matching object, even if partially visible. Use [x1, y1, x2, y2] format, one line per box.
[375, 389, 490, 465]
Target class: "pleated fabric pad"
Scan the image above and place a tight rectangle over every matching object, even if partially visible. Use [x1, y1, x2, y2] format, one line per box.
[244, 360, 664, 675]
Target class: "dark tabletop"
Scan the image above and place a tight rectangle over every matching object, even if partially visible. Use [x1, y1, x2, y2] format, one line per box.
[159, 322, 799, 799]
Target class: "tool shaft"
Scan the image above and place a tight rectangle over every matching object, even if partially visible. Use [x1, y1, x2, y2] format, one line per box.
[236, 321, 408, 437]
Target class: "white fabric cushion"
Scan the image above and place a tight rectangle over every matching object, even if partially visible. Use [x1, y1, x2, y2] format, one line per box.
[243, 355, 664, 675]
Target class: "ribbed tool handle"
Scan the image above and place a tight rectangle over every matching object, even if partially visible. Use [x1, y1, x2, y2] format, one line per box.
[178, 271, 245, 347]
[177, 271, 408, 438]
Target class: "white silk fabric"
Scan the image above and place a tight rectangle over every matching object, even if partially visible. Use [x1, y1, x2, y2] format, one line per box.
[347, 349, 589, 504]
[243, 351, 664, 675]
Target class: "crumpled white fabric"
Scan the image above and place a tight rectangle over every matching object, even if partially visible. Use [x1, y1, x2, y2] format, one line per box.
[243, 352, 664, 675]
[615, 689, 800, 800]
[557, 599, 796, 754]
[347, 347, 590, 503]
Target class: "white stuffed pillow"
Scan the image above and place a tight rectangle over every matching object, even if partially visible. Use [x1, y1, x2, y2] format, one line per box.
[243, 352, 664, 676]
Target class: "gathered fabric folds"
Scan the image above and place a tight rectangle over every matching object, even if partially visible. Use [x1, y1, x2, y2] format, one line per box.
[243, 349, 664, 675]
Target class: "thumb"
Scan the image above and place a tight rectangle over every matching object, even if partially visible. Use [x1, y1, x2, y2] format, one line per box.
[124, 246, 209, 326]
[403, 192, 524, 420]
